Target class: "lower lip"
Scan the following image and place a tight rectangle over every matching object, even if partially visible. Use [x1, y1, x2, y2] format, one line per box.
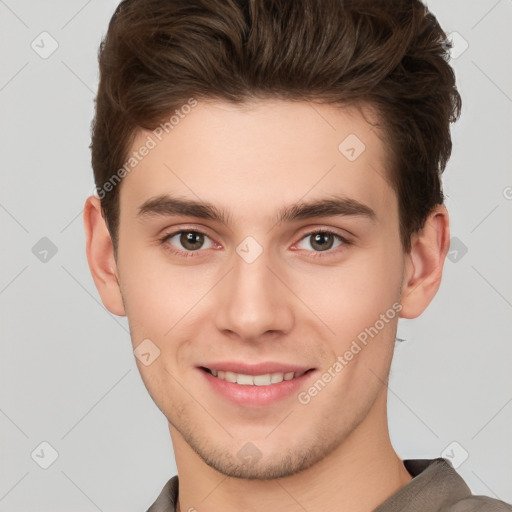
[199, 368, 316, 408]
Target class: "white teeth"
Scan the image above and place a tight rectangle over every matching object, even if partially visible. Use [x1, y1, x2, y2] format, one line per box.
[253, 374, 271, 386]
[225, 371, 237, 383]
[236, 374, 254, 385]
[209, 369, 307, 385]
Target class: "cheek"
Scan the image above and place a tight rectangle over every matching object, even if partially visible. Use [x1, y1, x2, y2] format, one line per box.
[117, 243, 171, 341]
[299, 251, 402, 409]
[118, 245, 215, 346]
[291, 244, 403, 342]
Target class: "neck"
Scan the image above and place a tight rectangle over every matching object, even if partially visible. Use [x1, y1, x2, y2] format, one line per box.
[171, 389, 412, 512]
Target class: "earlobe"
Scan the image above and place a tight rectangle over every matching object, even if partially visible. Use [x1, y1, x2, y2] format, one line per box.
[83, 195, 126, 317]
[399, 204, 450, 319]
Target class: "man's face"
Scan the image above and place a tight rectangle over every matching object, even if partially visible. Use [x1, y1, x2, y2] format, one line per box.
[115, 99, 407, 478]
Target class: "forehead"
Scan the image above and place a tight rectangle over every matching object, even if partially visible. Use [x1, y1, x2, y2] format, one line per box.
[119, 99, 395, 225]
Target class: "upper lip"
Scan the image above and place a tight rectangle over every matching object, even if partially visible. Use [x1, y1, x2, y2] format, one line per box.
[199, 362, 315, 375]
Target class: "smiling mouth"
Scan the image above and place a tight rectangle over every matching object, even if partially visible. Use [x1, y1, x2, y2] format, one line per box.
[200, 367, 315, 386]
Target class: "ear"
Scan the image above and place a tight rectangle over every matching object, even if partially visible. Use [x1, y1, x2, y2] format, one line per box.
[399, 204, 450, 319]
[83, 195, 126, 317]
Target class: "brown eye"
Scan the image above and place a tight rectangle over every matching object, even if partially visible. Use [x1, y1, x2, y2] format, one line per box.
[179, 231, 205, 251]
[160, 230, 215, 256]
[309, 232, 336, 251]
[297, 230, 346, 253]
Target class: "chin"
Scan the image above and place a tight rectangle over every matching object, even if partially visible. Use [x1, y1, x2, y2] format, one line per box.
[188, 435, 332, 481]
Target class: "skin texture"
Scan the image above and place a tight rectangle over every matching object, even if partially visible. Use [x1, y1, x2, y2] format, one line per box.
[84, 100, 450, 512]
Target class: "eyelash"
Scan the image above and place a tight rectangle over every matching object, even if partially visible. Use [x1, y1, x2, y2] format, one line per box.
[158, 228, 352, 260]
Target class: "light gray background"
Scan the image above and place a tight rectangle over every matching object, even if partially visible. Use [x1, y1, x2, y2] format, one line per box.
[1, 0, 511, 510]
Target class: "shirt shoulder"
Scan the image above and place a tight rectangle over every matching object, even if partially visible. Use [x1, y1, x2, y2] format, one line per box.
[146, 475, 179, 512]
[448, 495, 512, 512]
[374, 458, 512, 512]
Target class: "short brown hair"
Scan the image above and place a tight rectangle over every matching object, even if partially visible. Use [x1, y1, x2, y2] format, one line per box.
[90, 0, 461, 255]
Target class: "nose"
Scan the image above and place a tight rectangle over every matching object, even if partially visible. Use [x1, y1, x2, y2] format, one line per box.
[213, 245, 295, 342]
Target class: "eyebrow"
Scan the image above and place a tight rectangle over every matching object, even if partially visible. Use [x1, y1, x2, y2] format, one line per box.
[136, 193, 377, 226]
